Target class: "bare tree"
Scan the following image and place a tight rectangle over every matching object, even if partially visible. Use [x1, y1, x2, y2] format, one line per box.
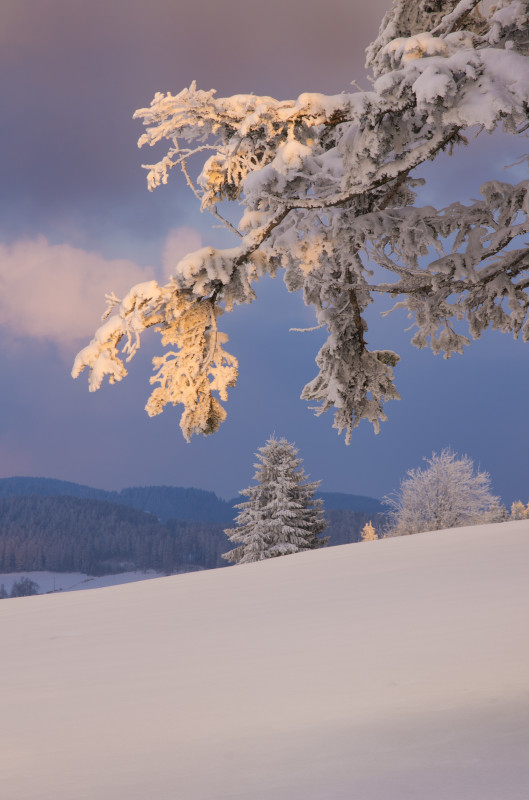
[9, 577, 40, 598]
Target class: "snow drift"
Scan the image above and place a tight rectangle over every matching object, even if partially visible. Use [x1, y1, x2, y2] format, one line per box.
[1, 520, 528, 799]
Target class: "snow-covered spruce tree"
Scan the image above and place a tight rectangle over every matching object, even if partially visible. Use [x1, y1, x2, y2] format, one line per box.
[74, 1, 529, 443]
[223, 436, 328, 564]
[384, 448, 502, 536]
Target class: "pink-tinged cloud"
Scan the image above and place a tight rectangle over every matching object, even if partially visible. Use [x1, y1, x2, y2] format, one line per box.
[0, 238, 155, 347]
[162, 227, 202, 280]
[0, 226, 204, 348]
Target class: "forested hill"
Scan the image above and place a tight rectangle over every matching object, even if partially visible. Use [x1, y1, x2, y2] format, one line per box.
[120, 486, 234, 523]
[0, 477, 114, 502]
[0, 496, 176, 575]
[0, 495, 235, 575]
[0, 479, 385, 577]
[0, 477, 384, 521]
[315, 492, 383, 514]
[0, 478, 235, 523]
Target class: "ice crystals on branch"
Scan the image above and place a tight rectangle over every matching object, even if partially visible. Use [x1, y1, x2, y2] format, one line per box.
[74, 0, 529, 443]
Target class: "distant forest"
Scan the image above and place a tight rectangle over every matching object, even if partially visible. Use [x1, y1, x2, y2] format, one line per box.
[0, 478, 385, 576]
[0, 477, 236, 523]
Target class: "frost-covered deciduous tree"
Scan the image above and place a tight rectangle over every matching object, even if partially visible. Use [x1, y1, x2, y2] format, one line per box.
[74, 0, 529, 443]
[384, 448, 502, 535]
[223, 436, 327, 564]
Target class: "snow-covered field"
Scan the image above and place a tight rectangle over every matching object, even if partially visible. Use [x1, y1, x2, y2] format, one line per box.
[1, 520, 528, 800]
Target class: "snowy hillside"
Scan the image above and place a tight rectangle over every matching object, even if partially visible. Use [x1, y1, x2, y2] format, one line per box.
[1, 520, 528, 800]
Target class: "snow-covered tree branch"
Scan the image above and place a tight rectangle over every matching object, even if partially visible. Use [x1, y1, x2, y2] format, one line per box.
[73, 0, 529, 443]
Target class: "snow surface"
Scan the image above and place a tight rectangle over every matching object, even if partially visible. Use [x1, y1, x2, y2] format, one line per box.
[1, 520, 528, 800]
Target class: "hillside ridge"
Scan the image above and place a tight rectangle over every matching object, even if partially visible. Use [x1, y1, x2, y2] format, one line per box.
[0, 476, 384, 521]
[0, 478, 384, 578]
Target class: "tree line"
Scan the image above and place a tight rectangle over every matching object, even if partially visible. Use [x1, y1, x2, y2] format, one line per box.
[0, 496, 178, 575]
[0, 496, 240, 576]
[0, 492, 375, 578]
[221, 438, 519, 564]
[2, 443, 511, 580]
[0, 478, 235, 524]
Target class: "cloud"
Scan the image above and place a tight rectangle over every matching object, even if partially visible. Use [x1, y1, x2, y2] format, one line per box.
[0, 227, 205, 350]
[0, 237, 155, 347]
[162, 227, 203, 281]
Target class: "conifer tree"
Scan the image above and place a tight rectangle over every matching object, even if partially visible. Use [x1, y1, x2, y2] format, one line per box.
[223, 436, 327, 564]
[361, 521, 378, 541]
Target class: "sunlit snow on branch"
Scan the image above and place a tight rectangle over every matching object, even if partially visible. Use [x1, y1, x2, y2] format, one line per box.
[74, 0, 529, 443]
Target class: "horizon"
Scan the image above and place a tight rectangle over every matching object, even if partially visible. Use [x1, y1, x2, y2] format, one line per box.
[0, 473, 386, 503]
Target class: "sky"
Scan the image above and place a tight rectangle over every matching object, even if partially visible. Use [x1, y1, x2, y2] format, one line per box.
[0, 0, 528, 504]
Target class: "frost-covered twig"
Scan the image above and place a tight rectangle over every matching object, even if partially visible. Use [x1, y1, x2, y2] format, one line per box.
[174, 138, 242, 239]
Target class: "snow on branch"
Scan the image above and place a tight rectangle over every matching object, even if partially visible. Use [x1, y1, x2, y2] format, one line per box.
[74, 0, 529, 443]
[431, 0, 484, 35]
[72, 278, 238, 441]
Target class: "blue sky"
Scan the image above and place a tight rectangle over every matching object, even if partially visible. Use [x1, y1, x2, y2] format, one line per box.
[1, 0, 527, 504]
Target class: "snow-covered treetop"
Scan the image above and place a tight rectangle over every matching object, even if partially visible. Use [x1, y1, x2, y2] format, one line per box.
[73, 0, 529, 443]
